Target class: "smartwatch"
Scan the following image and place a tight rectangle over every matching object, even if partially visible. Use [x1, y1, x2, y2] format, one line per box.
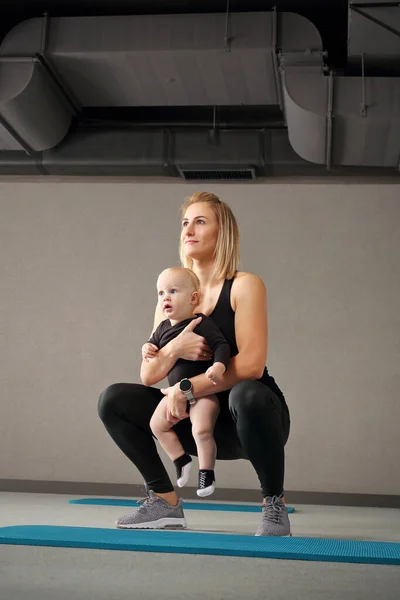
[179, 378, 196, 405]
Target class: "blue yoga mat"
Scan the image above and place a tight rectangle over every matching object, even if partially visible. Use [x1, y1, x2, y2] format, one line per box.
[1, 526, 399, 565]
[69, 498, 295, 513]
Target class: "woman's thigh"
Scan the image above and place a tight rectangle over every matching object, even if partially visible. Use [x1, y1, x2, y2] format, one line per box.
[229, 380, 290, 445]
[140, 381, 288, 460]
[98, 382, 163, 427]
[212, 390, 246, 459]
[212, 381, 290, 460]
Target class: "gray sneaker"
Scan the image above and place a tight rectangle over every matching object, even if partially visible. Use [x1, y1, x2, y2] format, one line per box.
[115, 490, 187, 530]
[255, 494, 292, 537]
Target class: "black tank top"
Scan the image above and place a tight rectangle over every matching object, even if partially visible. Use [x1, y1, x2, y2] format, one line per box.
[208, 276, 289, 408]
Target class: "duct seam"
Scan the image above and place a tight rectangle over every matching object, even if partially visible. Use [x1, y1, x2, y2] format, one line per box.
[272, 8, 284, 114]
[326, 71, 334, 170]
[36, 13, 80, 116]
[0, 112, 35, 155]
[224, 0, 232, 51]
[361, 53, 367, 117]
[350, 5, 400, 40]
[34, 152, 48, 175]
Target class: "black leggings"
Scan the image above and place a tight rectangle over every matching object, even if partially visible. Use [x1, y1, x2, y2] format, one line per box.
[98, 380, 290, 498]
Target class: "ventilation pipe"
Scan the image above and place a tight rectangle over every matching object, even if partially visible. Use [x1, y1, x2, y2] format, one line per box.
[0, 10, 399, 173]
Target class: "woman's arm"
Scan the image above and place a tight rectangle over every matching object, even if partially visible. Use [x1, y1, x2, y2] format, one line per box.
[161, 273, 268, 420]
[140, 302, 179, 386]
[140, 342, 179, 387]
[140, 316, 211, 387]
[188, 273, 268, 397]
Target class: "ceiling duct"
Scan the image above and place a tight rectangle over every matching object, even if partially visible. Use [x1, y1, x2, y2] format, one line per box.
[0, 10, 399, 175]
[0, 127, 317, 177]
[281, 64, 400, 167]
[0, 12, 290, 108]
[348, 1, 400, 68]
[279, 3, 400, 169]
[0, 59, 73, 152]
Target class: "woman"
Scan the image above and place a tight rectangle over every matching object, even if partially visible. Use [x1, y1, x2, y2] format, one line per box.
[98, 192, 291, 536]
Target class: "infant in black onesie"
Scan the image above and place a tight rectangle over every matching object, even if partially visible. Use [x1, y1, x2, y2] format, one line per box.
[144, 267, 230, 497]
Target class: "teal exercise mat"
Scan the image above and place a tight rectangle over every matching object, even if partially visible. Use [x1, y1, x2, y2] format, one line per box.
[69, 498, 295, 513]
[0, 526, 399, 565]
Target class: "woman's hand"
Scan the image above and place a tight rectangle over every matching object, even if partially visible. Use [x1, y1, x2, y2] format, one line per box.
[170, 316, 213, 361]
[160, 383, 189, 423]
[142, 343, 159, 362]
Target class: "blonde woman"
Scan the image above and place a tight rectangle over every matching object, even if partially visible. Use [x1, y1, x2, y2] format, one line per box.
[98, 192, 291, 536]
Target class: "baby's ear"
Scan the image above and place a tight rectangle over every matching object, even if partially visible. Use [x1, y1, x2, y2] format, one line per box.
[191, 291, 200, 305]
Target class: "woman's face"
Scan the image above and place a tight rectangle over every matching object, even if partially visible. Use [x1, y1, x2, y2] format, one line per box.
[181, 202, 219, 262]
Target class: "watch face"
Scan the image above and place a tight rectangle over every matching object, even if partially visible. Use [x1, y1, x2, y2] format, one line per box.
[180, 379, 192, 392]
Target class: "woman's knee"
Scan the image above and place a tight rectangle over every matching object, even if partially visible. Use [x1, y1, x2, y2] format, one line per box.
[97, 383, 132, 421]
[228, 380, 276, 416]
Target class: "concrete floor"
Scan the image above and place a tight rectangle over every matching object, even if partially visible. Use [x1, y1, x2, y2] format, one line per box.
[1, 492, 399, 600]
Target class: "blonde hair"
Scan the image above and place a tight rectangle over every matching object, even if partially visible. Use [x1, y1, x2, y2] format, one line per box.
[162, 267, 200, 293]
[179, 192, 240, 280]
[181, 267, 201, 292]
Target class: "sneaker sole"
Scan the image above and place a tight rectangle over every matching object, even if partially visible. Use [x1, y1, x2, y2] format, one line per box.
[255, 532, 292, 537]
[196, 484, 215, 497]
[115, 517, 187, 530]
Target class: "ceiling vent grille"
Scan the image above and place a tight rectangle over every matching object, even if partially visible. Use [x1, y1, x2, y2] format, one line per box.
[177, 168, 256, 181]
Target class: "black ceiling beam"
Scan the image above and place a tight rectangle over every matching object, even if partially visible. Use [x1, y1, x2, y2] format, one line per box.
[0, 1, 346, 10]
[78, 106, 286, 129]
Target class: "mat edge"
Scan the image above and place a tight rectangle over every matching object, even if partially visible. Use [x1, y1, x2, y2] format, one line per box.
[1, 479, 399, 508]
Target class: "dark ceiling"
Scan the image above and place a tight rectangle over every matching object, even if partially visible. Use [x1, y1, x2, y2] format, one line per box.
[1, 1, 399, 175]
[0, 0, 348, 68]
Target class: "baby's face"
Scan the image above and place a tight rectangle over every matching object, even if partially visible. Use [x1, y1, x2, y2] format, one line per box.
[157, 270, 197, 320]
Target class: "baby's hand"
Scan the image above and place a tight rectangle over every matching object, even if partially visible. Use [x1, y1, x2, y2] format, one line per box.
[142, 343, 159, 362]
[206, 362, 226, 385]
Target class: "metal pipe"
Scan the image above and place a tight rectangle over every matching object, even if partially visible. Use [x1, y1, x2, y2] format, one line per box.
[361, 53, 367, 117]
[162, 128, 172, 168]
[0, 56, 37, 63]
[326, 71, 334, 169]
[272, 7, 284, 113]
[40, 12, 50, 55]
[224, 0, 231, 51]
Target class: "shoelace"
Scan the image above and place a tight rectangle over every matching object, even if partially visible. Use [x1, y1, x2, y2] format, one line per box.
[198, 471, 207, 488]
[136, 491, 157, 509]
[136, 483, 154, 505]
[262, 496, 285, 524]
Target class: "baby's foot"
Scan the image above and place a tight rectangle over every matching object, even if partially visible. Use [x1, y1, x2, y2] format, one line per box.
[197, 469, 215, 497]
[174, 453, 192, 487]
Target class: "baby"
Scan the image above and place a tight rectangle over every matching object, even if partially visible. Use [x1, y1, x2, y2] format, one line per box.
[143, 267, 230, 496]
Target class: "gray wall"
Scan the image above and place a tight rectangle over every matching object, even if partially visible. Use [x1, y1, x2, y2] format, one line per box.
[0, 179, 399, 496]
